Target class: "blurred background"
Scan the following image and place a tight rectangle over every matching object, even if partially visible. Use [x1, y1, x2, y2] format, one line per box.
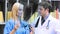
[0, 0, 60, 34]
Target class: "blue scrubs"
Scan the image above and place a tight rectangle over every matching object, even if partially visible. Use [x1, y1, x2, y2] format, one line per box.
[4, 18, 30, 34]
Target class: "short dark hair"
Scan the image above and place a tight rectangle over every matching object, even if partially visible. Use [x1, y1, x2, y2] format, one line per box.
[38, 2, 53, 13]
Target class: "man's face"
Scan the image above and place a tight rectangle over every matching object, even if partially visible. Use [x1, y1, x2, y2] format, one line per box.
[38, 6, 46, 16]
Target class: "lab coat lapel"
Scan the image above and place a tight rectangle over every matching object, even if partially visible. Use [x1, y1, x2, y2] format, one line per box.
[41, 15, 51, 29]
[38, 16, 42, 28]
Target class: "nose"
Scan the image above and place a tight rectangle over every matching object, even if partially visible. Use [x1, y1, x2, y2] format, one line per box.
[18, 11, 22, 16]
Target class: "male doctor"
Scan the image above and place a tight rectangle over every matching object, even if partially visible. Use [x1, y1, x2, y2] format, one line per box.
[30, 2, 60, 34]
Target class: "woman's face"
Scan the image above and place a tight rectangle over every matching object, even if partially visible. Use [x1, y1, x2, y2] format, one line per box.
[16, 5, 23, 17]
[17, 7, 23, 17]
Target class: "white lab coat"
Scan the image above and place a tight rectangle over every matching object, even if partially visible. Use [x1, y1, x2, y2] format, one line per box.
[31, 15, 60, 34]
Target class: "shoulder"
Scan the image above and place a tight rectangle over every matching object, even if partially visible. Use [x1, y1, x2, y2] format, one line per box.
[49, 15, 60, 27]
[49, 15, 58, 22]
[5, 18, 14, 26]
[48, 15, 60, 25]
[51, 16, 59, 23]
[21, 20, 29, 26]
[30, 16, 41, 27]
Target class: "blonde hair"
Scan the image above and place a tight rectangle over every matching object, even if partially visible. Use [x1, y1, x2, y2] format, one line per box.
[11, 2, 24, 20]
[11, 2, 20, 20]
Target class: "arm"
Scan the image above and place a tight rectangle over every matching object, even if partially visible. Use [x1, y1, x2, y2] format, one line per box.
[10, 29, 16, 34]
[10, 22, 20, 34]
[30, 27, 34, 34]
[4, 21, 13, 34]
[4, 20, 20, 34]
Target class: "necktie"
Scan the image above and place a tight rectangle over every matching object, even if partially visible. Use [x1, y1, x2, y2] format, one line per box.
[41, 17, 45, 25]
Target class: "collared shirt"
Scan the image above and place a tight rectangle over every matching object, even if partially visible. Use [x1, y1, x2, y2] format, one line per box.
[41, 14, 49, 25]
[44, 14, 49, 21]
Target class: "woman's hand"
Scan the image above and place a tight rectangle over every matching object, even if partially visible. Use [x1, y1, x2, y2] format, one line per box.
[30, 27, 34, 34]
[14, 23, 20, 30]
[10, 21, 20, 34]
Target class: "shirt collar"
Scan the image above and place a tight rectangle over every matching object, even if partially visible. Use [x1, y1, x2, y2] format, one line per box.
[44, 14, 49, 20]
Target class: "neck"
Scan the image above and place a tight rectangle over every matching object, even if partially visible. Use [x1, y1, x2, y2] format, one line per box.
[42, 12, 49, 19]
[12, 16, 18, 21]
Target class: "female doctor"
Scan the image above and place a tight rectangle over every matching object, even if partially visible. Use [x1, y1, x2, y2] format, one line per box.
[4, 2, 30, 34]
[31, 2, 60, 34]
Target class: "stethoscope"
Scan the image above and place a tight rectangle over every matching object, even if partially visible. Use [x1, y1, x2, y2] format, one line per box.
[46, 20, 50, 29]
